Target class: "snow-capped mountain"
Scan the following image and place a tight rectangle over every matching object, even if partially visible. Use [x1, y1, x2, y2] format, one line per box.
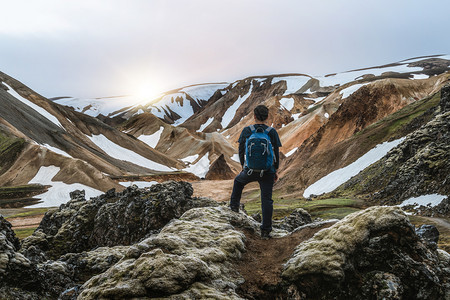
[1, 54, 449, 208]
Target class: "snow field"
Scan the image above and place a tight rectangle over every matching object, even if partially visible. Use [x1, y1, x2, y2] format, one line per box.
[87, 134, 173, 171]
[303, 138, 405, 198]
[119, 181, 158, 188]
[28, 166, 103, 208]
[42, 144, 72, 158]
[280, 97, 295, 111]
[55, 95, 138, 118]
[221, 83, 253, 128]
[399, 194, 447, 208]
[5, 83, 64, 129]
[138, 126, 164, 148]
[199, 117, 214, 132]
[285, 148, 297, 157]
[183, 153, 210, 178]
[180, 83, 229, 100]
[272, 75, 310, 95]
[340, 83, 370, 99]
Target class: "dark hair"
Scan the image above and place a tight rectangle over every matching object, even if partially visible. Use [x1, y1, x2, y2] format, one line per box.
[254, 105, 269, 121]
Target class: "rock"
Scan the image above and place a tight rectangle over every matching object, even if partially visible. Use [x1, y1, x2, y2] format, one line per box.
[440, 84, 450, 112]
[20, 181, 218, 260]
[77, 206, 260, 299]
[281, 206, 449, 299]
[416, 224, 440, 250]
[0, 215, 72, 299]
[274, 208, 312, 232]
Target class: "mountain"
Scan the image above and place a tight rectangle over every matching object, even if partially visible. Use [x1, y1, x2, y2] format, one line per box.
[1, 55, 450, 208]
[0, 71, 184, 207]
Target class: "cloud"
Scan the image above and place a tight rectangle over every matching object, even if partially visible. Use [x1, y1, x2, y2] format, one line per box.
[0, 0, 448, 98]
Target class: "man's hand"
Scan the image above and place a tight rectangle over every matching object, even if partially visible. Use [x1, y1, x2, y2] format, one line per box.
[274, 172, 279, 183]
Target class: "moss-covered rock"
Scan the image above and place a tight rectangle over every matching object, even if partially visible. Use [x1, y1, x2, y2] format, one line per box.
[78, 206, 260, 299]
[21, 181, 218, 260]
[281, 206, 449, 299]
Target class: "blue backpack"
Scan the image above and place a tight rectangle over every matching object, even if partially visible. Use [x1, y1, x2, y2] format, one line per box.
[244, 125, 275, 176]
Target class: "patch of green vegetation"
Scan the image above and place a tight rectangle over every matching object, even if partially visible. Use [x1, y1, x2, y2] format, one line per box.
[244, 192, 362, 220]
[14, 227, 36, 240]
[0, 184, 47, 199]
[357, 91, 441, 142]
[0, 131, 25, 175]
[6, 207, 50, 218]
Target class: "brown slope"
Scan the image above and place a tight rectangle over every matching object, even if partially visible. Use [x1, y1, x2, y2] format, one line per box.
[277, 73, 450, 196]
[0, 71, 184, 191]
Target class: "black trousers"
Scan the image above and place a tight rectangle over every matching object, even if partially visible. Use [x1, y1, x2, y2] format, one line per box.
[230, 169, 275, 232]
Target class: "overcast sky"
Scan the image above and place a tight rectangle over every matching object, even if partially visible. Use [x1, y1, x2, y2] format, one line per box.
[0, 0, 449, 99]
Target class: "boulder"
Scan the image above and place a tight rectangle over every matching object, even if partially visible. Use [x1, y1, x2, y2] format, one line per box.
[77, 206, 265, 299]
[274, 208, 312, 232]
[20, 181, 218, 260]
[281, 206, 450, 299]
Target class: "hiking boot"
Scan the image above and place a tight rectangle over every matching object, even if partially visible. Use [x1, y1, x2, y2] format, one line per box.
[261, 230, 271, 240]
[230, 206, 239, 213]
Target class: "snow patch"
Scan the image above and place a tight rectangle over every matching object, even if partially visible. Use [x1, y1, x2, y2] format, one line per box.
[285, 148, 297, 157]
[412, 74, 429, 80]
[42, 144, 72, 158]
[221, 83, 253, 128]
[280, 97, 295, 111]
[231, 153, 240, 163]
[28, 166, 103, 208]
[87, 134, 172, 171]
[138, 126, 164, 148]
[303, 138, 405, 198]
[272, 75, 310, 95]
[340, 83, 370, 99]
[199, 117, 214, 132]
[55, 95, 137, 118]
[181, 83, 228, 101]
[184, 154, 210, 178]
[324, 113, 330, 118]
[119, 181, 158, 188]
[399, 194, 447, 208]
[182, 154, 199, 164]
[5, 83, 64, 128]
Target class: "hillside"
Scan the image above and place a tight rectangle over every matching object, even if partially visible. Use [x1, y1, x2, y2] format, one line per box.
[1, 55, 449, 211]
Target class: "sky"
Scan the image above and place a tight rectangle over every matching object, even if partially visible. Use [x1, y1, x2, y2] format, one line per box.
[0, 0, 449, 99]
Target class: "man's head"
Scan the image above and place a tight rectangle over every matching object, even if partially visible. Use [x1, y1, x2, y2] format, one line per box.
[254, 105, 269, 122]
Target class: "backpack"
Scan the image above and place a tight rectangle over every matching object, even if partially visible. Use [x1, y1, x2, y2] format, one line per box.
[244, 125, 275, 176]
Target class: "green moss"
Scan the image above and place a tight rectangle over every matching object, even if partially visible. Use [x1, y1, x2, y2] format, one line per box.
[244, 194, 362, 220]
[13, 227, 36, 240]
[0, 131, 25, 175]
[6, 207, 50, 218]
[0, 184, 47, 200]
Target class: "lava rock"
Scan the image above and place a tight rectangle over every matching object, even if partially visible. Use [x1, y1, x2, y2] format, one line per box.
[282, 206, 450, 299]
[274, 208, 312, 232]
[21, 181, 218, 260]
[416, 224, 440, 250]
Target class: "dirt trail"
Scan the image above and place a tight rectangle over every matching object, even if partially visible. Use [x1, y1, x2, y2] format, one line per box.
[235, 222, 334, 299]
[8, 215, 44, 229]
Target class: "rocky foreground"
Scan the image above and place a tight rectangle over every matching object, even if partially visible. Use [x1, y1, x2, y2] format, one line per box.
[0, 181, 449, 299]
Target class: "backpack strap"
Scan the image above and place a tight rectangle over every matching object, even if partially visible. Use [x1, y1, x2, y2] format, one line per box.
[264, 126, 273, 134]
[249, 125, 256, 133]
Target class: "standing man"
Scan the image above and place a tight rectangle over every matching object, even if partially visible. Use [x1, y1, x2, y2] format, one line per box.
[229, 104, 282, 239]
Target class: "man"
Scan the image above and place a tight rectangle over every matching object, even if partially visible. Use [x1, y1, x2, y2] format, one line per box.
[229, 104, 282, 239]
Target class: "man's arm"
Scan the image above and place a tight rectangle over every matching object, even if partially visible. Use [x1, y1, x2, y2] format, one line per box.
[239, 142, 245, 167]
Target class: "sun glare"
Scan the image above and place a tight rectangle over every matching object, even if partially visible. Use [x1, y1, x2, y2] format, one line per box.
[134, 84, 160, 101]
